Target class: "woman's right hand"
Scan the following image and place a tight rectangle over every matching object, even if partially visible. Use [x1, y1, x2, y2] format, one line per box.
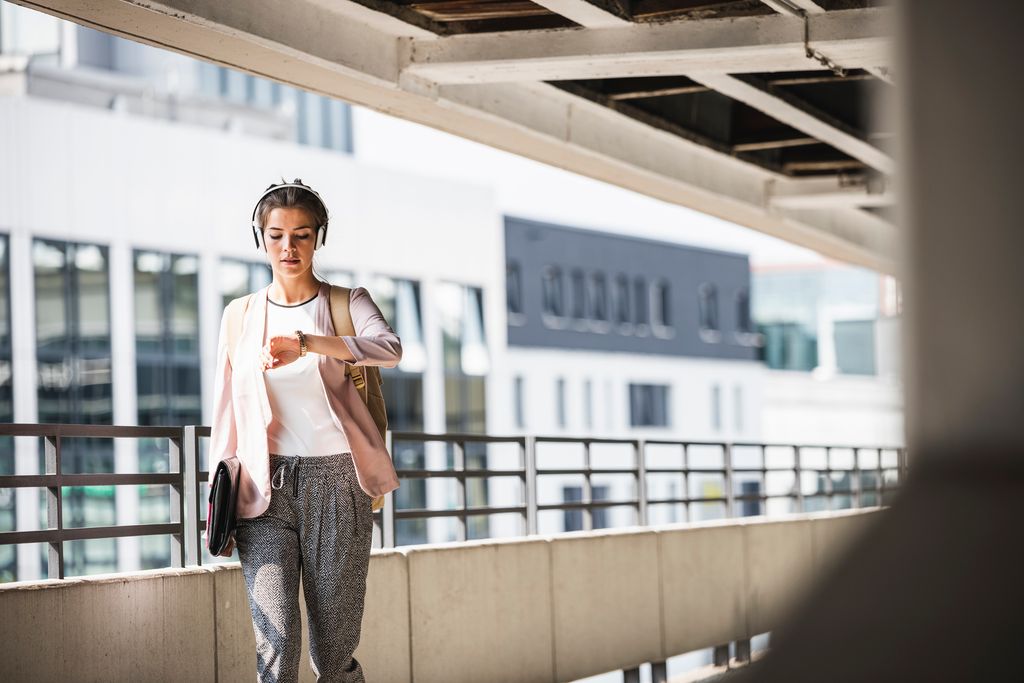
[203, 529, 237, 558]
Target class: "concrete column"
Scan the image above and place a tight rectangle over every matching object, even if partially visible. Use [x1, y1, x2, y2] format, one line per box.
[10, 231, 40, 581]
[419, 278, 449, 544]
[898, 0, 1024, 457]
[109, 241, 140, 572]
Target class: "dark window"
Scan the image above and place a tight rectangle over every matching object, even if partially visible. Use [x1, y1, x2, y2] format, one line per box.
[570, 269, 585, 319]
[736, 288, 752, 333]
[506, 262, 523, 315]
[33, 239, 115, 578]
[134, 251, 201, 429]
[633, 277, 648, 325]
[563, 485, 610, 531]
[758, 322, 818, 371]
[699, 283, 719, 332]
[614, 274, 630, 325]
[542, 266, 564, 317]
[587, 272, 608, 321]
[653, 279, 671, 327]
[629, 383, 670, 427]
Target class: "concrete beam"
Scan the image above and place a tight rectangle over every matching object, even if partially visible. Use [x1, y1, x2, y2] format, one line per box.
[770, 177, 894, 210]
[405, 8, 891, 83]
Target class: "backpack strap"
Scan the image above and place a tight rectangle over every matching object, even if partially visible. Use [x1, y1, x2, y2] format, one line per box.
[328, 285, 366, 391]
[225, 293, 254, 368]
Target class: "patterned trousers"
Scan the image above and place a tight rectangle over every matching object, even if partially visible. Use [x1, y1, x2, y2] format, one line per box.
[235, 452, 374, 683]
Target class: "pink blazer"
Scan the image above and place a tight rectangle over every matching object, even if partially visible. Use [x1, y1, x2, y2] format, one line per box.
[207, 280, 402, 519]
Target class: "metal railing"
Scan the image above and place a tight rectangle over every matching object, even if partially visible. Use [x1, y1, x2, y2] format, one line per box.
[0, 423, 907, 579]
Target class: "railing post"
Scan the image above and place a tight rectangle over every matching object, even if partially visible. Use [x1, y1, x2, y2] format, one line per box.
[853, 448, 863, 508]
[44, 433, 64, 579]
[824, 447, 834, 511]
[682, 443, 690, 523]
[454, 439, 467, 541]
[636, 438, 648, 526]
[735, 637, 751, 663]
[724, 442, 735, 518]
[713, 643, 730, 667]
[383, 430, 395, 549]
[651, 660, 667, 683]
[524, 435, 537, 535]
[623, 666, 641, 683]
[168, 434, 185, 567]
[181, 425, 200, 566]
[582, 439, 593, 531]
[794, 446, 804, 513]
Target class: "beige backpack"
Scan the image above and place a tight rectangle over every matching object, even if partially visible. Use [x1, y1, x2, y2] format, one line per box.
[225, 285, 389, 512]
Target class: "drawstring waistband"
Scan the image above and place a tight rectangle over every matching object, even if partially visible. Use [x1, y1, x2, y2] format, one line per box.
[269, 453, 352, 497]
[271, 459, 300, 496]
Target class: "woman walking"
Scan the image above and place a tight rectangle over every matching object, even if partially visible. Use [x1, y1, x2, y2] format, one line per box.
[206, 179, 402, 682]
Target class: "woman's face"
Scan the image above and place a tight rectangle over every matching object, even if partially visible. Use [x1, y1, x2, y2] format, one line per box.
[262, 206, 317, 281]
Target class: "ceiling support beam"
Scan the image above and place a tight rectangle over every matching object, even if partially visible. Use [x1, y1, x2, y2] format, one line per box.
[769, 176, 894, 209]
[527, 0, 630, 28]
[404, 8, 891, 83]
[690, 72, 894, 173]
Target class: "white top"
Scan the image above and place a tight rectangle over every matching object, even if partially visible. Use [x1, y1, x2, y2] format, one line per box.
[263, 294, 349, 456]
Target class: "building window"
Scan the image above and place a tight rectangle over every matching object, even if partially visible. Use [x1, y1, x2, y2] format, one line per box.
[834, 319, 877, 376]
[698, 283, 720, 342]
[736, 287, 752, 333]
[513, 376, 525, 430]
[506, 262, 523, 317]
[653, 279, 672, 327]
[563, 485, 610, 531]
[135, 251, 202, 492]
[219, 259, 272, 312]
[633, 276, 648, 327]
[541, 266, 564, 318]
[33, 238, 115, 578]
[570, 269, 585, 320]
[368, 275, 426, 374]
[711, 383, 722, 432]
[587, 272, 608, 322]
[556, 377, 567, 429]
[628, 383, 670, 427]
[614, 274, 631, 327]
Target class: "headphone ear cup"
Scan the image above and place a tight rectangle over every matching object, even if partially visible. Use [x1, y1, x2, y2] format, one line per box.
[316, 226, 327, 250]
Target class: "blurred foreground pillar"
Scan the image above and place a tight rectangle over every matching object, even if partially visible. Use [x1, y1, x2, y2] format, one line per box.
[737, 2, 1024, 680]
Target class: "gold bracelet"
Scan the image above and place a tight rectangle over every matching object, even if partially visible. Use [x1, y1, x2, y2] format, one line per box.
[295, 330, 307, 356]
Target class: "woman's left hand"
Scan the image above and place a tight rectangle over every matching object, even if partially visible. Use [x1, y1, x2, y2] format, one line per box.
[261, 334, 302, 371]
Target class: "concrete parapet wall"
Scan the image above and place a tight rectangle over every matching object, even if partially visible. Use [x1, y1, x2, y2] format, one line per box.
[0, 509, 881, 682]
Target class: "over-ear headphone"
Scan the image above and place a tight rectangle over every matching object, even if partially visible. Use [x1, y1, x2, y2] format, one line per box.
[250, 179, 330, 251]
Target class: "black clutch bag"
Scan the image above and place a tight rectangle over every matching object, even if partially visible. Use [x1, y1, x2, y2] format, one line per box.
[206, 457, 241, 556]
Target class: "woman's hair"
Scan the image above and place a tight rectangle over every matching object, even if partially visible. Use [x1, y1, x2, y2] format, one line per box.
[255, 182, 328, 235]
[256, 179, 331, 283]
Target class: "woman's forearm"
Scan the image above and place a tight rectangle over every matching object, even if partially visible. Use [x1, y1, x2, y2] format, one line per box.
[304, 334, 357, 362]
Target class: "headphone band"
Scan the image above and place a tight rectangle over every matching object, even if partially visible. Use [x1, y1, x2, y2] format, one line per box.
[251, 179, 330, 250]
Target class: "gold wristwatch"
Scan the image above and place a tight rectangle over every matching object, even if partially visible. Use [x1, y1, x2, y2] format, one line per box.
[295, 330, 308, 356]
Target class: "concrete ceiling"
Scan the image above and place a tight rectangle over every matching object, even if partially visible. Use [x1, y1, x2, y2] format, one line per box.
[12, 0, 896, 272]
